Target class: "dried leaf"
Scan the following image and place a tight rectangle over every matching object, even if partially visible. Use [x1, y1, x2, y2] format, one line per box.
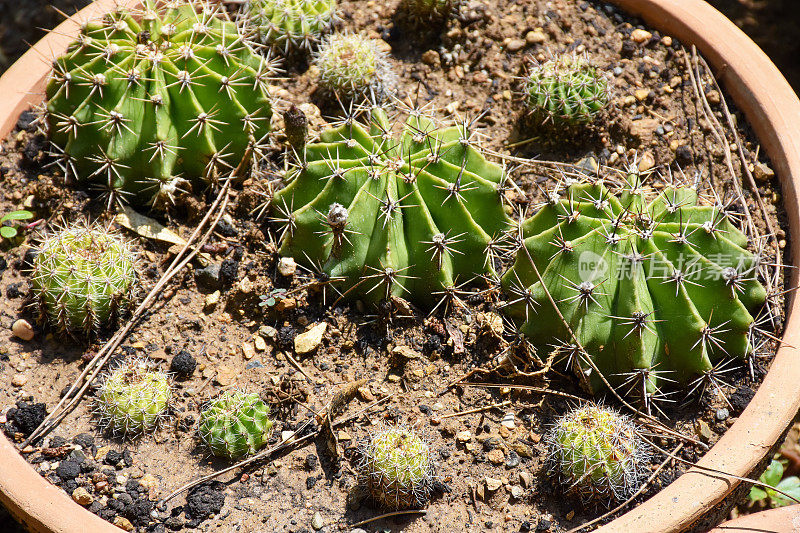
[115, 206, 186, 246]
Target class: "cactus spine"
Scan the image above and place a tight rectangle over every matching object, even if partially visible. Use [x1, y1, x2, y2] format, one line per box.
[271, 105, 512, 308]
[30, 223, 137, 335]
[244, 0, 336, 52]
[501, 173, 766, 400]
[96, 358, 171, 436]
[313, 33, 395, 101]
[545, 403, 650, 504]
[524, 54, 609, 126]
[198, 390, 274, 459]
[43, 0, 275, 208]
[358, 427, 435, 509]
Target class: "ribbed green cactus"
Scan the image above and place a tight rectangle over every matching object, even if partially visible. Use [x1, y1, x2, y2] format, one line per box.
[358, 427, 435, 509]
[271, 106, 512, 308]
[399, 0, 453, 22]
[524, 54, 609, 126]
[96, 359, 171, 436]
[244, 0, 336, 52]
[501, 174, 766, 400]
[198, 390, 274, 459]
[44, 0, 275, 209]
[313, 33, 395, 101]
[30, 224, 137, 335]
[545, 403, 650, 504]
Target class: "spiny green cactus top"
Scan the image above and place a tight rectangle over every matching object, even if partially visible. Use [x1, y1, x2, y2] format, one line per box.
[198, 390, 274, 459]
[524, 54, 609, 126]
[44, 0, 275, 209]
[96, 358, 171, 436]
[245, 0, 336, 52]
[546, 403, 650, 503]
[501, 173, 766, 398]
[30, 224, 137, 334]
[359, 427, 434, 509]
[399, 0, 453, 22]
[272, 106, 512, 308]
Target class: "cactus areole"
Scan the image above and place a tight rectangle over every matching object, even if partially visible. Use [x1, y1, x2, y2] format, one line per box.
[501, 175, 766, 396]
[44, 0, 274, 208]
[272, 107, 512, 307]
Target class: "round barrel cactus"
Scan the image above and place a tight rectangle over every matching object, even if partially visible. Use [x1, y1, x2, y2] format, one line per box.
[271, 106, 512, 308]
[198, 390, 274, 459]
[30, 224, 137, 335]
[244, 0, 336, 52]
[524, 54, 609, 126]
[545, 403, 650, 504]
[399, 0, 453, 22]
[358, 427, 435, 509]
[96, 358, 171, 436]
[501, 174, 766, 397]
[44, 0, 275, 208]
[313, 33, 395, 101]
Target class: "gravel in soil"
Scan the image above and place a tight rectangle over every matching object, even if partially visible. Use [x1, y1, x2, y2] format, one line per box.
[0, 0, 790, 531]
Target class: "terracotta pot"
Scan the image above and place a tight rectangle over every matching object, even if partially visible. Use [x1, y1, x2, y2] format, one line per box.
[710, 505, 800, 533]
[1, 0, 799, 532]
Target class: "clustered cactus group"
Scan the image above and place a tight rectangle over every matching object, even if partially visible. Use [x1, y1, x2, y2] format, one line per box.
[244, 0, 337, 52]
[30, 224, 137, 335]
[198, 390, 274, 459]
[13, 0, 778, 518]
[524, 54, 610, 126]
[501, 173, 766, 399]
[95, 358, 171, 436]
[545, 403, 650, 503]
[271, 106, 511, 307]
[357, 426, 435, 509]
[43, 0, 275, 208]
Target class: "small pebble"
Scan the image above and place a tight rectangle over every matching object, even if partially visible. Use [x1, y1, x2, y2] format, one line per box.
[11, 319, 34, 341]
[11, 374, 28, 387]
[485, 477, 503, 491]
[631, 29, 652, 43]
[613, 66, 623, 76]
[311, 511, 324, 530]
[506, 39, 526, 52]
[715, 408, 730, 421]
[72, 487, 94, 506]
[114, 516, 134, 531]
[277, 257, 297, 277]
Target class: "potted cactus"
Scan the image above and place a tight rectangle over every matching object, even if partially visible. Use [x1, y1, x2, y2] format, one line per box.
[0, 0, 799, 532]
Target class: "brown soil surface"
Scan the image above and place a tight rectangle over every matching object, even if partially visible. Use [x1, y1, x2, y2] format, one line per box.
[0, 0, 790, 532]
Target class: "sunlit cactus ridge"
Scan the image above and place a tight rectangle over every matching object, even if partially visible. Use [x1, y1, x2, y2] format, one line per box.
[43, 0, 275, 209]
[244, 0, 336, 52]
[271, 105, 513, 308]
[501, 172, 767, 400]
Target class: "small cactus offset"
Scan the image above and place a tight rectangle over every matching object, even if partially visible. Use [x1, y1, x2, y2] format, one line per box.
[96, 358, 171, 436]
[271, 105, 512, 308]
[30, 223, 137, 335]
[244, 0, 336, 52]
[313, 33, 395, 101]
[524, 54, 609, 126]
[545, 403, 650, 504]
[358, 426, 435, 509]
[44, 0, 275, 208]
[501, 173, 767, 400]
[398, 0, 453, 23]
[198, 390, 274, 459]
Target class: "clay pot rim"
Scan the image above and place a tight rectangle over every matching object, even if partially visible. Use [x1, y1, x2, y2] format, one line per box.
[2, 1, 800, 532]
[710, 504, 800, 533]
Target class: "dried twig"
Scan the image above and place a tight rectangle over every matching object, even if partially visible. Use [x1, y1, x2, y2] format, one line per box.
[349, 510, 427, 528]
[437, 400, 511, 420]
